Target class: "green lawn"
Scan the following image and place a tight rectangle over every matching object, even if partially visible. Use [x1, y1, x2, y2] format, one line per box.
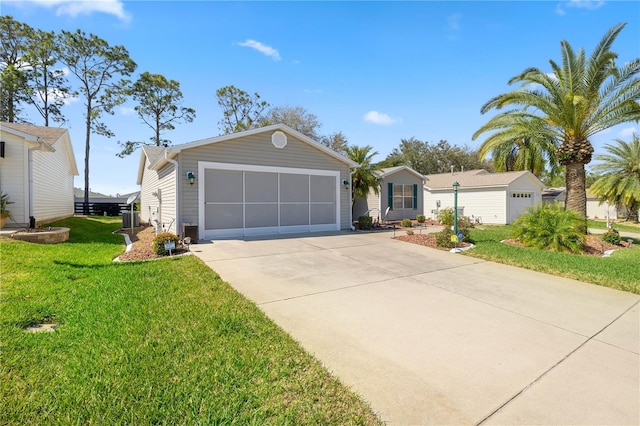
[0, 217, 382, 425]
[588, 219, 640, 234]
[464, 225, 640, 294]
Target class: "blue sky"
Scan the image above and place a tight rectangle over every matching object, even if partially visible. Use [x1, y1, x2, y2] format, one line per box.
[3, 0, 639, 196]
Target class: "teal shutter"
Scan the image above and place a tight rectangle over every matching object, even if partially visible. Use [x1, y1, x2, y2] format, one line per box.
[413, 184, 418, 209]
[388, 183, 393, 210]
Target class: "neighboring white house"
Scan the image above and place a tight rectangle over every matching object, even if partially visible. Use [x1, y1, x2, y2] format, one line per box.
[543, 187, 624, 220]
[353, 165, 425, 222]
[0, 122, 78, 227]
[423, 169, 545, 224]
[137, 124, 358, 239]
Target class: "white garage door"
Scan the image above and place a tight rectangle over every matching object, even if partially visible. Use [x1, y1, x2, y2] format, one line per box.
[509, 192, 534, 223]
[199, 163, 340, 238]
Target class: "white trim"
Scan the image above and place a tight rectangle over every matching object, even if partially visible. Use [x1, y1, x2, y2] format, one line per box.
[198, 161, 341, 239]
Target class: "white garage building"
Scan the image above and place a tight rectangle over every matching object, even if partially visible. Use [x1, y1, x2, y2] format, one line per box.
[423, 169, 545, 224]
[137, 124, 358, 240]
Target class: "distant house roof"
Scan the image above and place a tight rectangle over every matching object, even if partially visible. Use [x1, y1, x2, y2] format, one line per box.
[424, 169, 543, 190]
[378, 165, 425, 181]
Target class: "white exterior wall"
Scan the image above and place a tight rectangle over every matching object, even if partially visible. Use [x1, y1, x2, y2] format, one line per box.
[424, 188, 507, 224]
[140, 160, 177, 234]
[31, 137, 75, 223]
[0, 133, 29, 226]
[587, 199, 618, 220]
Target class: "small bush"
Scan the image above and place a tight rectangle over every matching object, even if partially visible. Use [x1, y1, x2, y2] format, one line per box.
[437, 208, 454, 226]
[435, 226, 470, 248]
[357, 215, 373, 230]
[512, 203, 585, 254]
[152, 232, 180, 255]
[416, 214, 426, 223]
[602, 229, 621, 245]
[405, 229, 414, 235]
[401, 218, 412, 228]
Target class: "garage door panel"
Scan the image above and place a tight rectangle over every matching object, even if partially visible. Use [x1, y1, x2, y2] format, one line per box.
[245, 172, 278, 202]
[311, 175, 336, 202]
[281, 203, 309, 226]
[245, 203, 278, 228]
[311, 203, 336, 225]
[281, 174, 309, 202]
[205, 170, 243, 203]
[201, 165, 339, 237]
[205, 204, 243, 229]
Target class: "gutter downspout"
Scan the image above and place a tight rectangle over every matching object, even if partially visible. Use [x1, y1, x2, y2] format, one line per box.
[165, 150, 179, 236]
[349, 168, 356, 230]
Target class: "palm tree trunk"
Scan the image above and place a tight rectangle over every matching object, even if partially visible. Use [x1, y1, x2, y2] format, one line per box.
[564, 162, 587, 219]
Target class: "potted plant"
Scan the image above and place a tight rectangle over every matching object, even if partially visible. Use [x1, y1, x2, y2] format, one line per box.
[1, 191, 14, 228]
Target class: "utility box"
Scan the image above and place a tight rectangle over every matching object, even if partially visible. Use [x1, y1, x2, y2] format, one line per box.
[182, 223, 198, 243]
[122, 212, 140, 228]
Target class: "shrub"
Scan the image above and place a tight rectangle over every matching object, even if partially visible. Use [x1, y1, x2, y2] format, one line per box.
[435, 226, 471, 248]
[416, 214, 426, 223]
[437, 208, 454, 226]
[401, 218, 412, 228]
[602, 229, 621, 245]
[512, 203, 585, 254]
[357, 215, 373, 230]
[152, 232, 180, 255]
[405, 229, 414, 236]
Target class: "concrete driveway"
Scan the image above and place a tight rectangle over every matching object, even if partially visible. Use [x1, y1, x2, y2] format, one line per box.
[192, 231, 639, 425]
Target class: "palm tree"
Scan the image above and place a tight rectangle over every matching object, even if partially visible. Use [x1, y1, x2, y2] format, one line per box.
[344, 145, 381, 212]
[478, 128, 558, 177]
[590, 135, 640, 222]
[473, 23, 640, 221]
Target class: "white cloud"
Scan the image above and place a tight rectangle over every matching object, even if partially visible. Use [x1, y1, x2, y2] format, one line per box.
[237, 39, 281, 61]
[363, 111, 401, 126]
[18, 0, 131, 22]
[119, 106, 136, 116]
[447, 13, 462, 31]
[619, 126, 637, 138]
[556, 0, 605, 16]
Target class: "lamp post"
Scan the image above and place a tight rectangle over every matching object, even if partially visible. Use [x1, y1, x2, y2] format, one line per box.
[453, 181, 459, 238]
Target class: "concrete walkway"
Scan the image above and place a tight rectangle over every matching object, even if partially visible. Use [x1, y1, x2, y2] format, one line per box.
[192, 231, 639, 425]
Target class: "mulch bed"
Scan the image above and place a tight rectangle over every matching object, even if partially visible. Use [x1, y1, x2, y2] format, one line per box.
[115, 225, 189, 261]
[396, 232, 631, 256]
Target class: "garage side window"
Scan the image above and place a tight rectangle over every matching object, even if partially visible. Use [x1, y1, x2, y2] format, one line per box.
[391, 183, 417, 210]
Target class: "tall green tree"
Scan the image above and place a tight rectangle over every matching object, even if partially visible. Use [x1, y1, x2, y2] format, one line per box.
[380, 138, 491, 175]
[216, 85, 269, 134]
[23, 28, 70, 126]
[0, 16, 33, 123]
[117, 72, 195, 157]
[473, 23, 640, 221]
[320, 131, 349, 153]
[259, 105, 321, 139]
[57, 29, 136, 214]
[344, 145, 381, 213]
[590, 135, 640, 222]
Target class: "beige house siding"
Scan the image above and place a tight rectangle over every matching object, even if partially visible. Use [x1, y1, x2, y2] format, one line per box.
[31, 136, 75, 223]
[382, 169, 423, 222]
[179, 132, 352, 230]
[140, 160, 177, 234]
[0, 132, 29, 226]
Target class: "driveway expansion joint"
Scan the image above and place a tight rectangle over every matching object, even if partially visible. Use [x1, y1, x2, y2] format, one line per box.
[475, 299, 640, 425]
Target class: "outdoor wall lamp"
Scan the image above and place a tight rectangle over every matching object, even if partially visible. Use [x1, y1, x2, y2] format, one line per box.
[187, 171, 196, 185]
[343, 179, 350, 189]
